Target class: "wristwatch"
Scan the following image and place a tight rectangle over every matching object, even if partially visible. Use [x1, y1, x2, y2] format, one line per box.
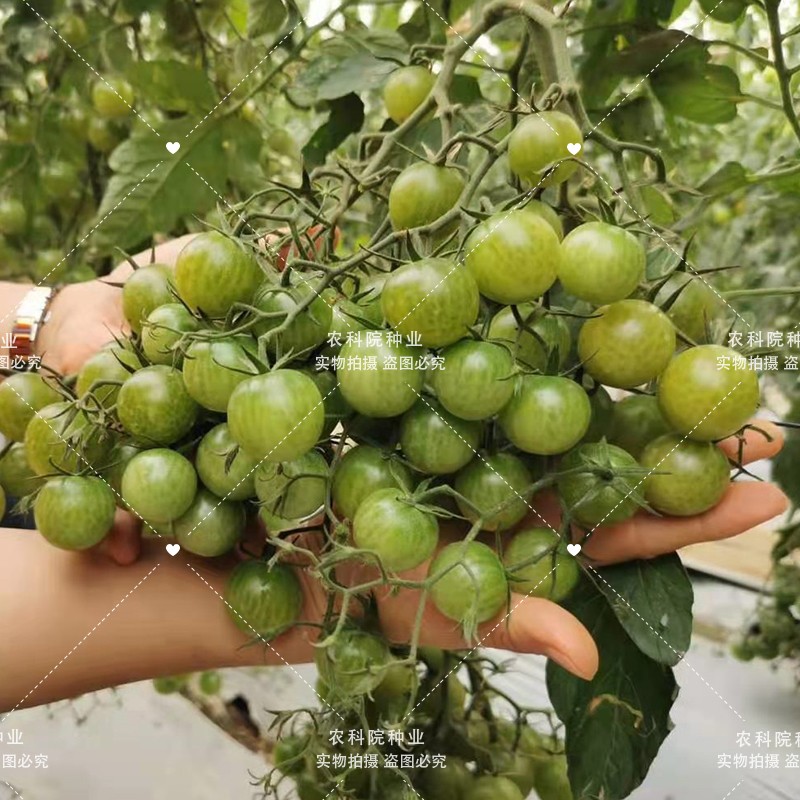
[6, 286, 58, 371]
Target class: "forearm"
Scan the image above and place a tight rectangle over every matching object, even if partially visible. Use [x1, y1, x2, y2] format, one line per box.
[0, 530, 300, 712]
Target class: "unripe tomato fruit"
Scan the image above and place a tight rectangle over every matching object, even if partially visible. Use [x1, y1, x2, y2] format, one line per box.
[175, 232, 264, 318]
[383, 65, 435, 124]
[640, 434, 730, 515]
[40, 161, 80, 200]
[273, 734, 309, 776]
[142, 303, 200, 366]
[609, 394, 672, 459]
[429, 541, 508, 623]
[433, 340, 515, 420]
[559, 222, 645, 305]
[465, 774, 524, 800]
[0, 372, 61, 441]
[558, 442, 641, 526]
[0, 442, 44, 497]
[503, 527, 579, 601]
[654, 272, 726, 344]
[465, 209, 561, 304]
[488, 305, 572, 372]
[34, 476, 115, 550]
[198, 670, 222, 695]
[76, 345, 141, 407]
[92, 77, 135, 118]
[455, 452, 532, 531]
[315, 629, 391, 696]
[353, 487, 439, 572]
[225, 560, 304, 639]
[578, 299, 676, 388]
[117, 365, 199, 446]
[508, 111, 583, 186]
[337, 337, 424, 418]
[87, 117, 125, 153]
[0, 198, 27, 236]
[60, 13, 89, 47]
[5, 109, 36, 144]
[182, 338, 259, 412]
[657, 345, 759, 440]
[499, 375, 591, 455]
[524, 199, 564, 240]
[331, 445, 412, 520]
[388, 163, 464, 230]
[381, 257, 479, 348]
[121, 448, 197, 523]
[174, 488, 245, 556]
[122, 263, 174, 334]
[399, 399, 482, 474]
[227, 370, 324, 462]
[195, 423, 258, 501]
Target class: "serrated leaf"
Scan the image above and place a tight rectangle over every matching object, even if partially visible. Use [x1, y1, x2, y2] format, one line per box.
[699, 161, 750, 196]
[90, 117, 230, 253]
[129, 60, 217, 113]
[651, 63, 741, 124]
[302, 93, 364, 169]
[316, 53, 397, 101]
[547, 576, 678, 800]
[587, 555, 694, 666]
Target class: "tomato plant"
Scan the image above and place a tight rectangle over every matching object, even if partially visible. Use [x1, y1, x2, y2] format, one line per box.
[388, 163, 465, 230]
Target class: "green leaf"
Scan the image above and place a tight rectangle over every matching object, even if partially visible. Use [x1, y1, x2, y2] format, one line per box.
[609, 31, 706, 78]
[248, 0, 287, 37]
[90, 117, 230, 253]
[450, 74, 482, 106]
[129, 60, 217, 113]
[587, 555, 693, 666]
[398, 3, 447, 45]
[316, 53, 397, 101]
[698, 161, 750, 196]
[547, 576, 678, 800]
[302, 93, 365, 169]
[651, 63, 741, 124]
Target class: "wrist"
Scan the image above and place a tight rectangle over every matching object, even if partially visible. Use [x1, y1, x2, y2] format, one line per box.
[1, 283, 55, 372]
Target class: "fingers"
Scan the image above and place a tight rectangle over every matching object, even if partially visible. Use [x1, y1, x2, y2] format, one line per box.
[718, 419, 784, 463]
[94, 509, 142, 566]
[582, 481, 789, 565]
[480, 593, 599, 680]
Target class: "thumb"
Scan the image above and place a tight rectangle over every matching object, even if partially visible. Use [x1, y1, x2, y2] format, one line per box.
[480, 593, 599, 681]
[94, 509, 142, 566]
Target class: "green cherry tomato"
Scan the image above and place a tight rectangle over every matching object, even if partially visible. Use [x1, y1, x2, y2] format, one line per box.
[523, 199, 564, 240]
[100, 440, 144, 496]
[488, 748, 538, 797]
[654, 272, 726, 344]
[352, 487, 439, 572]
[331, 445, 412, 520]
[122, 264, 174, 334]
[433, 340, 515, 421]
[273, 733, 309, 776]
[86, 117, 126, 153]
[388, 163, 465, 231]
[499, 375, 591, 455]
[141, 303, 200, 366]
[559, 222, 645, 305]
[91, 77, 135, 119]
[699, 0, 747, 22]
[34, 476, 115, 550]
[640, 434, 730, 516]
[383, 65, 435, 124]
[228, 370, 324, 462]
[466, 775, 524, 800]
[580, 386, 616, 444]
[558, 442, 641, 526]
[534, 755, 573, 800]
[60, 105, 89, 140]
[195, 423, 258, 501]
[0, 372, 61, 441]
[0, 198, 27, 236]
[5, 109, 36, 145]
[25, 402, 112, 476]
[198, 670, 222, 695]
[254, 449, 328, 532]
[503, 528, 579, 601]
[418, 756, 474, 800]
[465, 210, 561, 304]
[508, 111, 583, 187]
[609, 394, 673, 458]
[174, 232, 263, 318]
[0, 442, 44, 497]
[182, 338, 259, 412]
[225, 560, 303, 640]
[315, 629, 390, 696]
[429, 541, 508, 624]
[76, 345, 141, 407]
[400, 399, 482, 474]
[40, 161, 80, 200]
[381, 257, 479, 348]
[121, 448, 197, 523]
[578, 299, 676, 388]
[117, 366, 199, 446]
[252, 283, 332, 357]
[455, 452, 532, 531]
[302, 368, 353, 437]
[60, 13, 89, 46]
[657, 345, 760, 440]
[337, 337, 424, 417]
[174, 488, 245, 556]
[487, 305, 572, 373]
